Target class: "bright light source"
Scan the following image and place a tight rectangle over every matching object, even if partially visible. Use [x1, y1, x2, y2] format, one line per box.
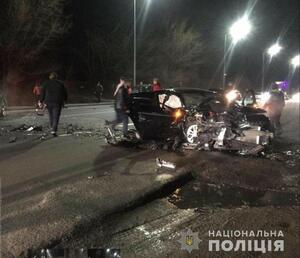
[291, 55, 300, 67]
[267, 43, 282, 57]
[260, 92, 270, 105]
[226, 90, 239, 103]
[291, 92, 300, 103]
[229, 15, 252, 43]
[225, 89, 241, 103]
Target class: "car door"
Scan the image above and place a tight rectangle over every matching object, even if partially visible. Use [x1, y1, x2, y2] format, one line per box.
[129, 92, 184, 140]
[130, 93, 162, 139]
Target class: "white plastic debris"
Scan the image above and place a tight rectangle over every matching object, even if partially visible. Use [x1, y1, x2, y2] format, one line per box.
[217, 127, 226, 146]
[156, 158, 176, 169]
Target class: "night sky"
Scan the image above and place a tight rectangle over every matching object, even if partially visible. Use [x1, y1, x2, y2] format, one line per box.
[69, 0, 299, 89]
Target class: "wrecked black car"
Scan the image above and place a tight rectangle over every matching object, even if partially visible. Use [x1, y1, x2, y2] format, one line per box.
[106, 88, 273, 155]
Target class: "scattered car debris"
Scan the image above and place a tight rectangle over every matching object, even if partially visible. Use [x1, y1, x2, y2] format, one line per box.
[156, 158, 176, 169]
[10, 124, 29, 132]
[8, 136, 17, 143]
[59, 134, 72, 137]
[283, 150, 293, 156]
[74, 131, 93, 135]
[286, 160, 297, 167]
[26, 126, 43, 132]
[66, 124, 75, 134]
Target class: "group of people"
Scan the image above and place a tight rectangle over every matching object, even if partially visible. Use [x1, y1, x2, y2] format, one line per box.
[138, 78, 162, 92]
[35, 73, 162, 138]
[107, 77, 163, 138]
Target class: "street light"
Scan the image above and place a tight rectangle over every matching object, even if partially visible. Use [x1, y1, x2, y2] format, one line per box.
[261, 43, 283, 92]
[223, 15, 252, 89]
[134, 0, 137, 88]
[133, 0, 152, 88]
[267, 43, 282, 58]
[291, 54, 300, 68]
[229, 15, 252, 44]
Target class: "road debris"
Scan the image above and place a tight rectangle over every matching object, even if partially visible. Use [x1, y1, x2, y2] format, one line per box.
[10, 124, 29, 131]
[156, 158, 176, 169]
[8, 136, 17, 143]
[26, 126, 43, 132]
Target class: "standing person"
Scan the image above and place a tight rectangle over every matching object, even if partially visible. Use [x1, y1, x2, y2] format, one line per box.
[108, 77, 129, 138]
[139, 81, 144, 92]
[95, 81, 104, 102]
[33, 80, 42, 111]
[40, 72, 67, 137]
[126, 80, 133, 95]
[264, 84, 285, 134]
[0, 90, 7, 117]
[152, 78, 162, 92]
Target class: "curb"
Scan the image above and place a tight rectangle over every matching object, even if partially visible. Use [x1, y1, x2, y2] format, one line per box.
[5, 102, 114, 116]
[6, 101, 114, 111]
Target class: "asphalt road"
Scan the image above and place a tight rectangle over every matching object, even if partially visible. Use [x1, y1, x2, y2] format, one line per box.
[3, 103, 116, 128]
[0, 102, 299, 257]
[1, 103, 138, 206]
[1, 100, 299, 203]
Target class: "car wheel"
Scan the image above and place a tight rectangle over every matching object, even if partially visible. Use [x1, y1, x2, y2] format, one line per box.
[186, 123, 198, 144]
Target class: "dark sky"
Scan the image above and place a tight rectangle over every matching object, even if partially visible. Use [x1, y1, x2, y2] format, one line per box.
[71, 0, 299, 89]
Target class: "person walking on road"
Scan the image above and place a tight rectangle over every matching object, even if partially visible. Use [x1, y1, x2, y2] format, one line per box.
[107, 77, 130, 138]
[40, 72, 67, 137]
[264, 84, 285, 134]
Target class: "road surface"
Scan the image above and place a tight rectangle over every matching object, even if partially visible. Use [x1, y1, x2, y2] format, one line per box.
[0, 102, 299, 258]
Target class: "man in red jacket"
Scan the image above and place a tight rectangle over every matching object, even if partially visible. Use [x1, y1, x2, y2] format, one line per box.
[152, 78, 162, 92]
[33, 80, 42, 110]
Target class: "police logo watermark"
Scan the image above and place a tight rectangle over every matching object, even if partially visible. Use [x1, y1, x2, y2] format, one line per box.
[178, 228, 202, 253]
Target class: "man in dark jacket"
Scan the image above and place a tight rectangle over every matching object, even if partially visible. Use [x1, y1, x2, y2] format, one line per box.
[109, 77, 129, 137]
[95, 81, 104, 102]
[40, 72, 67, 136]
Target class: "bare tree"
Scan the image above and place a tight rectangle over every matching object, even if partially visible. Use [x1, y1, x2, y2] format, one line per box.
[0, 0, 71, 103]
[137, 20, 206, 86]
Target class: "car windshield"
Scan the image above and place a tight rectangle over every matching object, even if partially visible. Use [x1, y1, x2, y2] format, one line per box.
[180, 91, 215, 107]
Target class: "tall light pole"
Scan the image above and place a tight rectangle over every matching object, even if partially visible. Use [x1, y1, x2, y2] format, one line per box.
[222, 34, 228, 90]
[133, 0, 137, 88]
[261, 43, 282, 92]
[223, 15, 251, 89]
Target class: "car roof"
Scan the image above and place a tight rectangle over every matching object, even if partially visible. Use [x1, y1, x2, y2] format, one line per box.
[131, 88, 217, 98]
[166, 87, 217, 95]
